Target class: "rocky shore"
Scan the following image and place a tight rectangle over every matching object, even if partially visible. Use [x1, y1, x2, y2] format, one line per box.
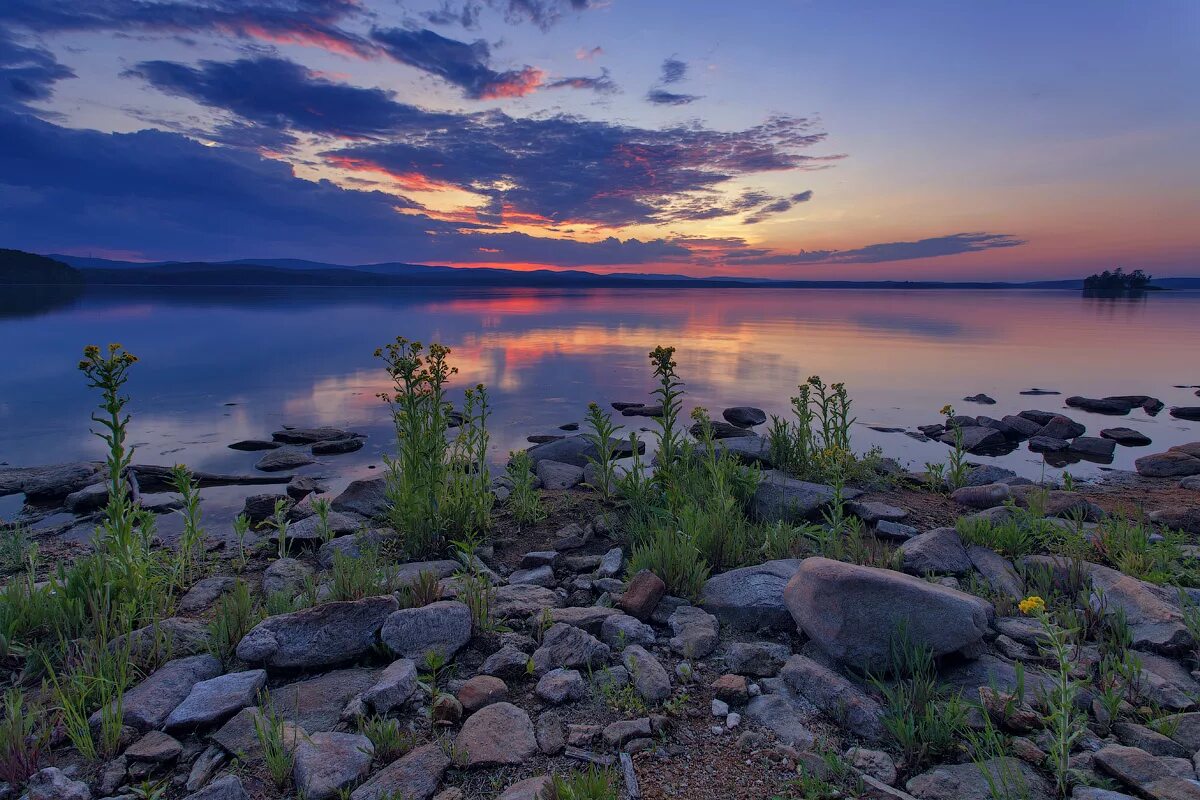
[3, 395, 1200, 800]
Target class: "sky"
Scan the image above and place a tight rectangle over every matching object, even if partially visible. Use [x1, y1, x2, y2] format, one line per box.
[1, 0, 1197, 280]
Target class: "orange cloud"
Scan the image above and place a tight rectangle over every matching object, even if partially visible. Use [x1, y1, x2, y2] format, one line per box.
[478, 68, 546, 99]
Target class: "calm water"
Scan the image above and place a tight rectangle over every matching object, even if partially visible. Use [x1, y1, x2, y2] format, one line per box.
[2, 286, 1198, 526]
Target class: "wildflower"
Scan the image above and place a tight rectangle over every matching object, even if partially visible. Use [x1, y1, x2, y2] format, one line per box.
[1018, 595, 1046, 615]
[939, 404, 955, 417]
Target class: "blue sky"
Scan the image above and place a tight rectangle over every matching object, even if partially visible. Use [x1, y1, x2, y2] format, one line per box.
[1, 0, 1197, 278]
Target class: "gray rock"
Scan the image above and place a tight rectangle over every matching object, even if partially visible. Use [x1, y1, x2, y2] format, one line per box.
[623, 645, 671, 703]
[950, 483, 1011, 509]
[270, 668, 379, 732]
[312, 437, 365, 455]
[1036, 415, 1086, 440]
[967, 546, 1024, 600]
[700, 559, 801, 631]
[316, 530, 389, 569]
[293, 732, 374, 800]
[963, 465, 1019, 486]
[1137, 450, 1200, 478]
[64, 482, 108, 514]
[186, 746, 225, 792]
[1070, 436, 1117, 459]
[273, 427, 354, 444]
[287, 511, 361, 543]
[939, 426, 1007, 453]
[1181, 476, 1200, 490]
[536, 712, 566, 755]
[1113, 721, 1187, 758]
[125, 730, 182, 763]
[535, 459, 584, 490]
[531, 623, 610, 675]
[668, 605, 719, 658]
[497, 776, 553, 800]
[179, 576, 238, 613]
[491, 584, 562, 619]
[525, 435, 641, 468]
[521, 551, 560, 568]
[1149, 507, 1200, 535]
[508, 565, 556, 587]
[785, 557, 992, 671]
[725, 642, 791, 677]
[114, 654, 222, 731]
[381, 601, 472, 663]
[544, 606, 621, 635]
[535, 669, 587, 705]
[1030, 435, 1070, 453]
[236, 596, 398, 669]
[744, 694, 815, 749]
[847, 500, 907, 523]
[480, 645, 532, 680]
[906, 758, 1052, 800]
[165, 670, 266, 731]
[0, 462, 101, 502]
[597, 547, 623, 578]
[23, 767, 92, 800]
[361, 659, 418, 715]
[255, 447, 316, 472]
[751, 471, 849, 523]
[183, 774, 249, 800]
[715, 435, 774, 466]
[600, 614, 656, 649]
[331, 477, 389, 518]
[1102, 428, 1153, 447]
[723, 406, 767, 427]
[262, 557, 313, 597]
[899, 527, 972, 576]
[1094, 744, 1194, 797]
[874, 519, 919, 541]
[394, 559, 461, 587]
[350, 742, 448, 800]
[112, 617, 210, 660]
[455, 702, 537, 767]
[780, 655, 886, 741]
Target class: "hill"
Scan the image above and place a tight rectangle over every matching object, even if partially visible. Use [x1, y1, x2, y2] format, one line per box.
[0, 249, 84, 284]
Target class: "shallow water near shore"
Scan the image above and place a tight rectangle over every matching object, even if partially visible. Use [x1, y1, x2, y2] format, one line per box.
[2, 285, 1198, 526]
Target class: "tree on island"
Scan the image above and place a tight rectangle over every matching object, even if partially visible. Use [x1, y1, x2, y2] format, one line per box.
[1082, 267, 1154, 294]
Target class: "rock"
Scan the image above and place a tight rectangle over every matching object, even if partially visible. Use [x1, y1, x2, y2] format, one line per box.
[600, 614, 656, 649]
[286, 475, 325, 500]
[271, 427, 353, 444]
[1029, 435, 1070, 453]
[1180, 476, 1200, 490]
[668, 605, 719, 658]
[262, 557, 313, 597]
[724, 406, 767, 427]
[331, 478, 389, 518]
[1138, 450, 1200, 478]
[431, 694, 463, 725]
[292, 731, 373, 800]
[532, 623, 610, 675]
[785, 557, 992, 672]
[457, 675, 507, 713]
[497, 776, 553, 800]
[287, 511, 361, 543]
[361, 659, 418, 715]
[115, 654, 222, 731]
[311, 437, 365, 455]
[1094, 744, 1199, 797]
[480, 645, 532, 680]
[165, 670, 266, 731]
[623, 645, 671, 703]
[536, 459, 584, 490]
[112, 617, 210, 660]
[552, 522, 592, 550]
[255, 447, 316, 472]
[1113, 722, 1188, 758]
[269, 668, 379, 733]
[744, 695, 815, 749]
[1067, 396, 1138, 415]
[186, 746, 226, 792]
[715, 435, 774, 466]
[508, 565, 556, 587]
[700, 559, 801, 631]
[544, 606, 621, 635]
[1037, 415, 1087, 440]
[64, 482, 108, 513]
[1000, 415, 1043, 439]
[229, 439, 280, 451]
[521, 550, 560, 568]
[616, 570, 666, 620]
[535, 711, 567, 755]
[22, 768, 91, 800]
[350, 742, 448, 800]
[906, 758, 1052, 800]
[846, 747, 897, 785]
[0, 462, 101, 502]
[780, 655, 887, 741]
[243, 492, 289, 523]
[381, 601, 472, 663]
[597, 547, 623, 578]
[874, 519, 919, 541]
[751, 471, 849, 522]
[846, 500, 907, 523]
[1174, 443, 1200, 458]
[690, 420, 756, 439]
[394, 559, 461, 587]
[125, 730, 182, 762]
[236, 596, 398, 669]
[967, 546, 1025, 600]
[725, 642, 790, 677]
[183, 774, 249, 800]
[536, 669, 587, 704]
[963, 393, 996, 405]
[939, 426, 1008, 453]
[1102, 428, 1153, 447]
[899, 527, 972, 576]
[1070, 436, 1117, 459]
[492, 584, 563, 619]
[179, 576, 237, 613]
[1149, 507, 1200, 535]
[525, 435, 642, 468]
[1170, 407, 1200, 421]
[455, 702, 537, 767]
[315, 530, 389, 569]
[950, 483, 1012, 509]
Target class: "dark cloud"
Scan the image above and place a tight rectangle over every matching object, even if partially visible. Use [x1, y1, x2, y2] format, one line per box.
[370, 26, 545, 100]
[660, 57, 686, 85]
[725, 232, 1026, 266]
[646, 88, 701, 106]
[487, 0, 597, 30]
[742, 189, 812, 225]
[422, 0, 482, 29]
[0, 0, 371, 56]
[0, 28, 74, 110]
[545, 67, 617, 94]
[0, 106, 690, 266]
[126, 56, 455, 139]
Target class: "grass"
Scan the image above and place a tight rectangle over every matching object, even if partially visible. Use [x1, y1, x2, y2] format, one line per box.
[253, 693, 298, 791]
[583, 401, 623, 499]
[552, 766, 620, 800]
[207, 580, 260, 666]
[330, 545, 397, 601]
[170, 463, 207, 590]
[357, 715, 418, 763]
[505, 449, 545, 526]
[0, 687, 45, 785]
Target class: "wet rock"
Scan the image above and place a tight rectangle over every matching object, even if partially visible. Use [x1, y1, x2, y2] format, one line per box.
[725, 642, 790, 677]
[1070, 436, 1117, 460]
[0, 462, 101, 502]
[114, 654, 222, 731]
[1029, 435, 1070, 453]
[939, 426, 1008, 453]
[64, 482, 108, 513]
[723, 407, 767, 427]
[536, 459, 584, 490]
[381, 601, 472, 663]
[165, 670, 266, 732]
[536, 669, 587, 705]
[255, 447, 315, 472]
[311, 437, 364, 455]
[1102, 428, 1153, 447]
[350, 742, 448, 800]
[899, 527, 972, 576]
[532, 623, 610, 675]
[906, 758, 1052, 800]
[236, 596, 398, 669]
[1036, 414, 1087, 440]
[668, 605, 719, 658]
[526, 435, 642, 468]
[457, 675, 507, 713]
[781, 655, 886, 741]
[229, 439, 281, 451]
[1067, 396, 1137, 415]
[1170, 408, 1200, 421]
[963, 393, 996, 405]
[785, 557, 992, 671]
[751, 471, 850, 522]
[361, 659, 418, 715]
[272, 427, 354, 444]
[623, 645, 671, 703]
[331, 477, 389, 518]
[455, 702, 537, 767]
[700, 558, 801, 631]
[1001, 415, 1042, 439]
[950, 483, 1012, 509]
[179, 576, 237, 613]
[293, 732, 373, 800]
[616, 570, 666, 620]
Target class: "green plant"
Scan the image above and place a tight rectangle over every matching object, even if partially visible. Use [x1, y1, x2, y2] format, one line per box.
[330, 545, 396, 602]
[264, 498, 291, 560]
[768, 376, 860, 483]
[208, 580, 259, 666]
[1021, 595, 1083, 797]
[552, 766, 620, 800]
[419, 650, 449, 700]
[398, 570, 444, 609]
[357, 715, 417, 762]
[0, 687, 46, 785]
[232, 513, 251, 573]
[451, 532, 499, 632]
[0, 525, 32, 576]
[781, 747, 865, 800]
[956, 514, 1038, 559]
[442, 383, 494, 538]
[170, 464, 207, 590]
[505, 449, 545, 525]
[595, 669, 648, 716]
[923, 461, 946, 492]
[253, 693, 297, 790]
[311, 497, 335, 543]
[648, 345, 686, 485]
[628, 528, 709, 601]
[940, 405, 970, 490]
[583, 402, 623, 499]
[265, 590, 297, 616]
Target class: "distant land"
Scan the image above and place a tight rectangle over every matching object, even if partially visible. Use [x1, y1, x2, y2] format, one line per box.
[2, 249, 1199, 290]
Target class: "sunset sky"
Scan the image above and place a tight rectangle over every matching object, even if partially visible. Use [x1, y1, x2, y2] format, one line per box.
[1, 0, 1197, 279]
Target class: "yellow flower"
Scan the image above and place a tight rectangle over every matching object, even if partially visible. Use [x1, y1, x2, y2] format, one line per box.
[1018, 596, 1046, 615]
[939, 404, 954, 417]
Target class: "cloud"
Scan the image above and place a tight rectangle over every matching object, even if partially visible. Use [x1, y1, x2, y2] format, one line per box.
[576, 45, 603, 60]
[742, 189, 812, 225]
[0, 106, 691, 266]
[422, 1, 482, 29]
[370, 26, 548, 100]
[486, 0, 597, 30]
[725, 232, 1026, 266]
[659, 57, 686, 84]
[0, 0, 372, 57]
[646, 88, 701, 106]
[545, 67, 617, 93]
[127, 56, 455, 139]
[0, 28, 74, 110]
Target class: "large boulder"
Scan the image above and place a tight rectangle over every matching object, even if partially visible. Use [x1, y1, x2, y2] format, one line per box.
[700, 559, 802, 631]
[293, 732, 374, 800]
[1136, 450, 1200, 478]
[165, 670, 267, 732]
[112, 654, 222, 731]
[780, 655, 887, 741]
[907, 758, 1052, 800]
[784, 557, 992, 672]
[236, 596, 398, 669]
[350, 742, 449, 800]
[380, 601, 472, 662]
[331, 478, 389, 518]
[525, 435, 642, 468]
[750, 471, 852, 522]
[455, 702, 537, 767]
[0, 462, 101, 501]
[723, 406, 767, 427]
[255, 447, 315, 472]
[898, 528, 972, 576]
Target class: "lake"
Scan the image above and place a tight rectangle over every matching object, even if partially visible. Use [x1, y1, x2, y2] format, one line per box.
[2, 285, 1198, 527]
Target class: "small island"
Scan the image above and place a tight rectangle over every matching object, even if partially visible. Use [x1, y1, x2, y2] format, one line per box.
[1082, 267, 1158, 296]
